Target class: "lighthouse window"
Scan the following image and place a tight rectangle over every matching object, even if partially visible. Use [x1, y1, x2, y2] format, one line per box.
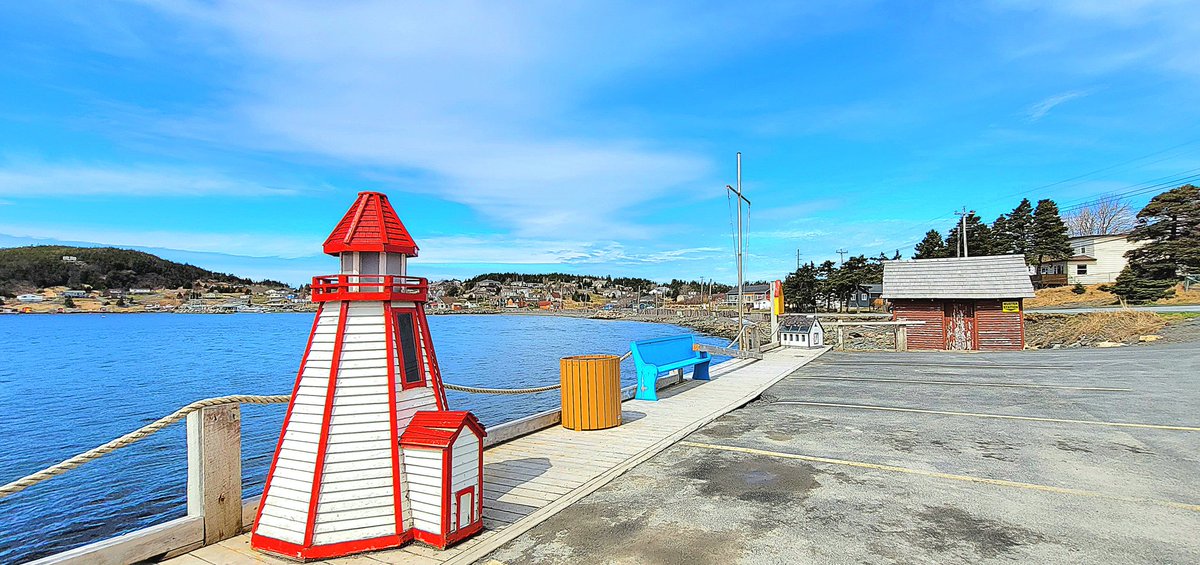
[394, 312, 423, 385]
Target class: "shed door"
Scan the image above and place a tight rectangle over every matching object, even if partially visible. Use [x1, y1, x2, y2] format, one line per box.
[944, 302, 976, 350]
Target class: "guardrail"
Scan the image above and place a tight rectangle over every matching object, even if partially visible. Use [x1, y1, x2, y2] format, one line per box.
[309, 274, 428, 302]
[825, 320, 927, 351]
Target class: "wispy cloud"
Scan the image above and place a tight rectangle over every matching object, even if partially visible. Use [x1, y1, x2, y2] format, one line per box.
[0, 162, 297, 197]
[1025, 90, 1091, 121]
[124, 2, 834, 238]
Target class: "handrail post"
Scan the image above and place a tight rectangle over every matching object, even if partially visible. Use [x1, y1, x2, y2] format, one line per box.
[186, 403, 243, 545]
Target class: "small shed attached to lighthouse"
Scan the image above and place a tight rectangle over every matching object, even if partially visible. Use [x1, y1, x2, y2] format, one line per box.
[399, 411, 486, 549]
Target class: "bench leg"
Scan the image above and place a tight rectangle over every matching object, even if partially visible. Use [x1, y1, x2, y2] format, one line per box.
[635, 367, 658, 401]
[692, 360, 711, 381]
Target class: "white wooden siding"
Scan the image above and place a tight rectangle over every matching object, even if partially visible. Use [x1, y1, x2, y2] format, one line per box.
[254, 310, 339, 545]
[396, 389, 437, 434]
[402, 447, 444, 535]
[312, 301, 397, 545]
[1068, 235, 1142, 284]
[451, 434, 479, 493]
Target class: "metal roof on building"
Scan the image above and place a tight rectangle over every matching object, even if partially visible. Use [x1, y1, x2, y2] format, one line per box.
[882, 254, 1035, 299]
[779, 314, 821, 332]
[724, 283, 771, 296]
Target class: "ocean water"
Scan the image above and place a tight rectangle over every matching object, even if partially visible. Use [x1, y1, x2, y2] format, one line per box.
[0, 312, 727, 564]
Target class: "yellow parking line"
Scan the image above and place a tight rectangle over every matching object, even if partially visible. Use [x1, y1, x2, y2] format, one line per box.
[788, 375, 1131, 392]
[679, 441, 1200, 512]
[774, 401, 1200, 431]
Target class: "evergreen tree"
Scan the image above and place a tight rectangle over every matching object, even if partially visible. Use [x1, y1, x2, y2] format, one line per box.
[1030, 199, 1072, 265]
[1112, 184, 1200, 302]
[1112, 263, 1176, 303]
[913, 230, 948, 259]
[1006, 198, 1035, 261]
[991, 214, 1014, 255]
[782, 262, 818, 312]
[946, 215, 996, 256]
[832, 255, 871, 312]
[892, 249, 902, 260]
[816, 260, 836, 310]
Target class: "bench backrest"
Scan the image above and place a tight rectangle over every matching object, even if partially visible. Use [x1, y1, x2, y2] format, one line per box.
[630, 335, 703, 367]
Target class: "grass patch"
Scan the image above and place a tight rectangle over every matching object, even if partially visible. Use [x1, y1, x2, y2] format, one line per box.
[1025, 311, 1167, 348]
[1154, 284, 1200, 306]
[1026, 284, 1117, 309]
[1158, 312, 1200, 321]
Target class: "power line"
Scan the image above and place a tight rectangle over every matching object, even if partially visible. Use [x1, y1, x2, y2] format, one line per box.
[982, 136, 1200, 205]
[1056, 171, 1200, 214]
[887, 137, 1200, 248]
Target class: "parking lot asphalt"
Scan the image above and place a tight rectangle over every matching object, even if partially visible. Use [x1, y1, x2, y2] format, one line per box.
[483, 342, 1200, 564]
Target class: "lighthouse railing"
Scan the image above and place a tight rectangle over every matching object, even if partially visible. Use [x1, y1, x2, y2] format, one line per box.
[310, 274, 429, 302]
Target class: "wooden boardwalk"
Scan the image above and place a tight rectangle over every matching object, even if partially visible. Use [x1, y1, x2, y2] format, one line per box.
[167, 347, 825, 565]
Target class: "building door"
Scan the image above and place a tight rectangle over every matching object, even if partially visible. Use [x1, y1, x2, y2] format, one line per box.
[943, 301, 976, 350]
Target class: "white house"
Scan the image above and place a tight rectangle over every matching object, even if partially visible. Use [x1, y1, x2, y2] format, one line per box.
[779, 315, 824, 348]
[1036, 233, 1143, 286]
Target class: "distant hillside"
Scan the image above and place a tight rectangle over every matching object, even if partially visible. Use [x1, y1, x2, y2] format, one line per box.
[0, 246, 286, 295]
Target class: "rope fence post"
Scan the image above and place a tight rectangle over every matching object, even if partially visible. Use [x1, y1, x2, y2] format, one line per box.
[186, 403, 243, 545]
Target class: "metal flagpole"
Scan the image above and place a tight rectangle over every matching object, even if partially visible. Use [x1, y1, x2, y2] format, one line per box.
[726, 153, 751, 350]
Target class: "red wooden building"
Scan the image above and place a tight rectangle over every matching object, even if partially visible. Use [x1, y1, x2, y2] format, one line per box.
[882, 255, 1035, 351]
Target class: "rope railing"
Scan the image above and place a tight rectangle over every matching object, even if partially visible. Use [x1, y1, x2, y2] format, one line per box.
[442, 351, 632, 394]
[0, 394, 289, 500]
[443, 383, 561, 394]
[2, 351, 639, 499]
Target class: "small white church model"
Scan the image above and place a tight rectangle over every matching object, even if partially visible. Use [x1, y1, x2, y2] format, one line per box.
[251, 192, 485, 560]
[779, 315, 825, 348]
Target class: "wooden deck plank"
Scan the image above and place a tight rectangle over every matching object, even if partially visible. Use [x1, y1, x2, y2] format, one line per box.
[167, 348, 824, 565]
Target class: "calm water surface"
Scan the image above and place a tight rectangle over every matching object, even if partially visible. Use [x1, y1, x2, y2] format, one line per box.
[0, 313, 727, 563]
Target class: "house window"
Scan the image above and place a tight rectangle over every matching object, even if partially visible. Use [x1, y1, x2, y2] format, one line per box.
[1077, 264, 1088, 275]
[394, 311, 424, 387]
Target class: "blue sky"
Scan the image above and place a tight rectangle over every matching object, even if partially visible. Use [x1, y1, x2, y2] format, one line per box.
[2, 1, 1199, 285]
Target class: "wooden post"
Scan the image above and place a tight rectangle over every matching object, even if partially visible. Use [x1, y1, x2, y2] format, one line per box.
[896, 324, 908, 352]
[187, 403, 243, 545]
[836, 325, 844, 350]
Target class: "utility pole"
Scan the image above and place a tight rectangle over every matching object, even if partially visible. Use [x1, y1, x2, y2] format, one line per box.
[954, 207, 975, 258]
[725, 152, 751, 350]
[836, 248, 848, 265]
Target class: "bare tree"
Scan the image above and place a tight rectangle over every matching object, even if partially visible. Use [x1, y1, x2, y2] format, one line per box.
[1065, 195, 1135, 236]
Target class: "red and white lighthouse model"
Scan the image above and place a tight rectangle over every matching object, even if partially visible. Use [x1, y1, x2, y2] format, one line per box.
[251, 192, 485, 560]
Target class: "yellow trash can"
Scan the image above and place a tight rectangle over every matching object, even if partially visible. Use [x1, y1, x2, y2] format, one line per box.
[560, 355, 622, 431]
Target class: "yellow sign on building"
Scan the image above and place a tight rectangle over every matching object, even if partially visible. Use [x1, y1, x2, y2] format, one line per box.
[1002, 301, 1020, 313]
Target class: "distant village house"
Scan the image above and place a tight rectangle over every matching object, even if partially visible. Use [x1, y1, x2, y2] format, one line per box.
[1034, 233, 1142, 287]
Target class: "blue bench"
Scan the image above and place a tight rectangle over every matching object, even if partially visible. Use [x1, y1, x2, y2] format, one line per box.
[629, 335, 711, 401]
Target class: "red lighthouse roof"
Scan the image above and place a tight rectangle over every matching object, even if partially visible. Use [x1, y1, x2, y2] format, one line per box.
[323, 191, 419, 256]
